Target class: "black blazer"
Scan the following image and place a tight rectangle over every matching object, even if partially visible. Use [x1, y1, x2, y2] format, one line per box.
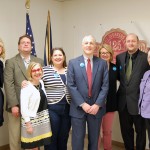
[0, 60, 4, 126]
[106, 63, 117, 112]
[116, 50, 149, 115]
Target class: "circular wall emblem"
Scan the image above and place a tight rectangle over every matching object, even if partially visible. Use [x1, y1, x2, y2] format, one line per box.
[102, 28, 127, 64]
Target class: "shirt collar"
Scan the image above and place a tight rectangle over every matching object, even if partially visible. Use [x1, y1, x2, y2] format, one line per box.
[83, 55, 93, 61]
[126, 49, 139, 59]
[20, 54, 31, 61]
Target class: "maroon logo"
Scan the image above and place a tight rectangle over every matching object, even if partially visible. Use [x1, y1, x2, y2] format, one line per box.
[102, 28, 127, 64]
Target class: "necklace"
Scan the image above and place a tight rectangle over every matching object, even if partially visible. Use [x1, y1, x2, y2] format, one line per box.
[53, 67, 66, 74]
[34, 84, 40, 90]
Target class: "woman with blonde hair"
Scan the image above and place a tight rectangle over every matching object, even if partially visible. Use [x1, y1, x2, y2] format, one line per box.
[0, 39, 5, 126]
[20, 62, 52, 150]
[98, 44, 117, 150]
[0, 39, 5, 60]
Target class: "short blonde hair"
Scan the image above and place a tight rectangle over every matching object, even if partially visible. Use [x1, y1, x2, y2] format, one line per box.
[100, 43, 114, 62]
[27, 62, 43, 81]
[0, 38, 6, 59]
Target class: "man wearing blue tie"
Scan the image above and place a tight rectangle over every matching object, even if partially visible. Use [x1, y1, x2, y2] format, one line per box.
[67, 35, 109, 150]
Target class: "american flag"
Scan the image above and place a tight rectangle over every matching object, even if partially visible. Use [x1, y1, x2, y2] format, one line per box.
[26, 13, 37, 57]
[44, 10, 53, 65]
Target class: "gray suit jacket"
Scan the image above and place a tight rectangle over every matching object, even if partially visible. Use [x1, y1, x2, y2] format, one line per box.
[67, 55, 109, 118]
[4, 53, 44, 112]
[116, 50, 149, 115]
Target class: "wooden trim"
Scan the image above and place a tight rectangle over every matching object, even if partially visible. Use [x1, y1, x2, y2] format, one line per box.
[112, 140, 124, 148]
[0, 144, 9, 150]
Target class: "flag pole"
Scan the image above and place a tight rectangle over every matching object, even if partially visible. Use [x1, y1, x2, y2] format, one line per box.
[25, 0, 37, 56]
[47, 10, 51, 65]
[44, 10, 53, 65]
[25, 0, 30, 12]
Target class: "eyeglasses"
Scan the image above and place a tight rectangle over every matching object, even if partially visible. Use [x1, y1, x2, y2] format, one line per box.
[100, 52, 110, 55]
[20, 41, 31, 45]
[31, 68, 42, 73]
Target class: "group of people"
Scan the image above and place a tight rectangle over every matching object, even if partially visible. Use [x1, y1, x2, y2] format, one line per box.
[0, 33, 150, 150]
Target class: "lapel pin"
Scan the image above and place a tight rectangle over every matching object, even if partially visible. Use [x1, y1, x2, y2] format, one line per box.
[113, 66, 117, 71]
[80, 63, 85, 67]
[54, 73, 59, 78]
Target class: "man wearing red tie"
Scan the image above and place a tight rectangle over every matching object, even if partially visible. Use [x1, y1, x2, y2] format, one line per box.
[67, 35, 109, 150]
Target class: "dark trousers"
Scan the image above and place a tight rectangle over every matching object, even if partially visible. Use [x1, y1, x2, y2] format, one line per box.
[44, 104, 71, 150]
[71, 114, 102, 150]
[118, 107, 146, 150]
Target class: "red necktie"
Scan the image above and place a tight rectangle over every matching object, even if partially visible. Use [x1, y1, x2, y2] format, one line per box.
[87, 58, 92, 97]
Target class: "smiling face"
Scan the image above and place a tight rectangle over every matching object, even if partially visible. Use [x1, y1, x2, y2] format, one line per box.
[31, 64, 43, 81]
[18, 37, 32, 56]
[125, 33, 139, 54]
[100, 48, 111, 62]
[28, 63, 43, 82]
[51, 50, 65, 67]
[82, 35, 96, 57]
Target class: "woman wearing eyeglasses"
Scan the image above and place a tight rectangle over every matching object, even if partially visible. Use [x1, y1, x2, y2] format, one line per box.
[20, 62, 52, 150]
[98, 44, 118, 150]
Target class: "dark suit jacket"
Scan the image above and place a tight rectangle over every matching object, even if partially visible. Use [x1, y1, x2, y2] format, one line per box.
[116, 50, 149, 115]
[67, 55, 109, 118]
[0, 60, 4, 126]
[4, 54, 44, 112]
[106, 63, 117, 112]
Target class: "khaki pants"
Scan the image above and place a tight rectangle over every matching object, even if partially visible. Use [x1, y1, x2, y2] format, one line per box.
[8, 112, 22, 150]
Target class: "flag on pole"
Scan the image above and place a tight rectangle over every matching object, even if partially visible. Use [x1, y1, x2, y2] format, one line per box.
[26, 13, 37, 56]
[44, 10, 53, 66]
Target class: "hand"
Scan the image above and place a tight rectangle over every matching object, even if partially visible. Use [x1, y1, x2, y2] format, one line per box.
[26, 125, 33, 134]
[21, 80, 29, 88]
[82, 103, 91, 113]
[87, 104, 100, 115]
[26, 122, 33, 134]
[11, 106, 20, 118]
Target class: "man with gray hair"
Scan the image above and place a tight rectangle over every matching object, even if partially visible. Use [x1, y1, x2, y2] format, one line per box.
[67, 35, 109, 150]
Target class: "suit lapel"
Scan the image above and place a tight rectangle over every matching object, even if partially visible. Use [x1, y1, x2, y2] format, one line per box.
[119, 53, 128, 82]
[92, 57, 99, 85]
[78, 56, 88, 86]
[129, 51, 141, 82]
[121, 53, 126, 74]
[16, 54, 28, 79]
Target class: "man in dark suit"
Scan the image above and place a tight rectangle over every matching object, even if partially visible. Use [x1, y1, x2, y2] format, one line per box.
[67, 35, 109, 150]
[4, 35, 43, 150]
[116, 33, 149, 150]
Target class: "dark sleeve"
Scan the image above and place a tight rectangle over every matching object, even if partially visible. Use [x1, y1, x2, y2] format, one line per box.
[0, 61, 4, 88]
[116, 56, 120, 81]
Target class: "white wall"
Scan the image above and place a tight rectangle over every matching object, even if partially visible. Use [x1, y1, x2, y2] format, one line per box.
[0, 0, 63, 146]
[62, 0, 150, 60]
[61, 0, 150, 148]
[0, 0, 63, 59]
[0, 0, 150, 148]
